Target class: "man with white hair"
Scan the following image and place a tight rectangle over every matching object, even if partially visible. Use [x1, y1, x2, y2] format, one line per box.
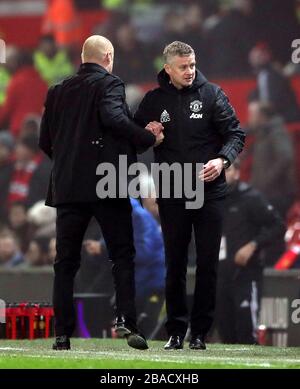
[135, 41, 245, 350]
[39, 35, 163, 351]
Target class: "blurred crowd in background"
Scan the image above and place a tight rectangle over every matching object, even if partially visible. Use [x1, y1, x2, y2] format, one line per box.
[0, 0, 300, 284]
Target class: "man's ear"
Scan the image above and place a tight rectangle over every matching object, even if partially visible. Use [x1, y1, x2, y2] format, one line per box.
[104, 52, 109, 64]
[164, 63, 171, 76]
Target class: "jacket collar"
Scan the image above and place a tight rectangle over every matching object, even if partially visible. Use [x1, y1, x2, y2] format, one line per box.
[78, 62, 109, 75]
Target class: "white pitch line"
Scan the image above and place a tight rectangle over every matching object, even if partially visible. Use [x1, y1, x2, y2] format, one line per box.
[0, 347, 299, 366]
[0, 352, 276, 368]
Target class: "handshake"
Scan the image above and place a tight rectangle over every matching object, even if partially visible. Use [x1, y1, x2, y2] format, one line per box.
[145, 121, 164, 147]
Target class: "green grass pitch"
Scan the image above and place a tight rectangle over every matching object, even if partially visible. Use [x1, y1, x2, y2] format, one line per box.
[0, 339, 299, 369]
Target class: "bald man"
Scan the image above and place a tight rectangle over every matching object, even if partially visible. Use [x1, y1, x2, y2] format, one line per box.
[39, 35, 162, 351]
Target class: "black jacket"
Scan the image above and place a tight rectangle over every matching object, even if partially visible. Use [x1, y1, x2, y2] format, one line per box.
[134, 69, 245, 202]
[39, 63, 155, 207]
[219, 182, 286, 281]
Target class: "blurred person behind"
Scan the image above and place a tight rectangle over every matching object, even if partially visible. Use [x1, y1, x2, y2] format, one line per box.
[41, 0, 83, 48]
[19, 115, 41, 138]
[8, 132, 51, 209]
[0, 47, 48, 137]
[248, 101, 296, 219]
[113, 22, 155, 83]
[8, 201, 31, 253]
[215, 160, 285, 344]
[180, 3, 209, 75]
[27, 200, 56, 239]
[21, 237, 50, 268]
[249, 43, 300, 123]
[274, 201, 300, 270]
[0, 231, 23, 268]
[34, 35, 75, 86]
[0, 131, 14, 223]
[207, 0, 256, 77]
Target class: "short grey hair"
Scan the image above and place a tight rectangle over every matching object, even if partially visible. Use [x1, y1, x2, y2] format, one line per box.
[163, 41, 194, 64]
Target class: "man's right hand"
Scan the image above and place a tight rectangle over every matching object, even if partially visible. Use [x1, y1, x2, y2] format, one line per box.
[145, 121, 164, 136]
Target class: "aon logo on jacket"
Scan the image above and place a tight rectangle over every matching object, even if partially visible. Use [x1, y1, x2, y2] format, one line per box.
[190, 112, 203, 119]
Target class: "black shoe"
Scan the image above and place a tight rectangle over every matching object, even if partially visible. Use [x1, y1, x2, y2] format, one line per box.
[164, 335, 184, 350]
[127, 332, 149, 350]
[52, 335, 71, 350]
[189, 335, 206, 350]
[114, 316, 148, 350]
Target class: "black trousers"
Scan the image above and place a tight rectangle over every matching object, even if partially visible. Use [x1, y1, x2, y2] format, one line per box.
[53, 199, 136, 337]
[215, 276, 261, 344]
[159, 198, 224, 338]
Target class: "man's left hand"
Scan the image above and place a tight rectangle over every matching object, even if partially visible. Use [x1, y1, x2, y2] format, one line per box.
[198, 158, 223, 182]
[234, 241, 257, 267]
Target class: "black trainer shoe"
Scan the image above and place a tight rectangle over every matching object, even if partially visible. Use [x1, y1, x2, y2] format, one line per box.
[164, 335, 184, 350]
[189, 335, 206, 350]
[52, 335, 71, 350]
[114, 316, 148, 350]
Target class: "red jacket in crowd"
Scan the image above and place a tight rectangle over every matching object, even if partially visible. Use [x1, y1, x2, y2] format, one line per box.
[0, 66, 48, 137]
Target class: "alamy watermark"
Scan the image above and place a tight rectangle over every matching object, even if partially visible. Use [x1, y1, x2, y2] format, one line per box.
[291, 39, 300, 64]
[0, 299, 5, 324]
[291, 299, 300, 324]
[95, 155, 205, 209]
[0, 39, 6, 64]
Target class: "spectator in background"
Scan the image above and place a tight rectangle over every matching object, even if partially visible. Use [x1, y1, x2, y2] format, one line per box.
[180, 3, 209, 75]
[8, 201, 31, 254]
[41, 0, 83, 48]
[215, 160, 285, 344]
[34, 35, 74, 86]
[207, 0, 256, 77]
[0, 47, 48, 137]
[8, 132, 51, 209]
[161, 10, 186, 45]
[19, 115, 41, 138]
[21, 237, 50, 268]
[0, 231, 23, 268]
[113, 22, 155, 83]
[0, 131, 14, 223]
[249, 43, 300, 123]
[27, 200, 56, 240]
[274, 202, 300, 270]
[248, 101, 296, 219]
